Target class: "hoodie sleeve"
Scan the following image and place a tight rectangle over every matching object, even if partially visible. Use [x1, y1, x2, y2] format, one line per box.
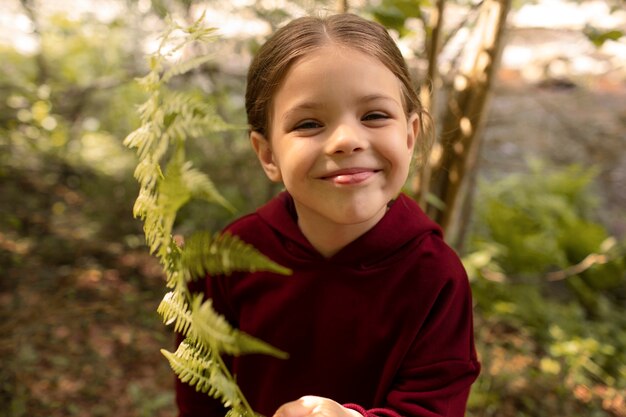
[346, 237, 480, 417]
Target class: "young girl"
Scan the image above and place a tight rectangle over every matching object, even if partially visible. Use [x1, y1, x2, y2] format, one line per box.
[176, 13, 480, 417]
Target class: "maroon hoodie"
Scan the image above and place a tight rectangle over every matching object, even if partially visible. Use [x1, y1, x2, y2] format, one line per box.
[176, 192, 480, 417]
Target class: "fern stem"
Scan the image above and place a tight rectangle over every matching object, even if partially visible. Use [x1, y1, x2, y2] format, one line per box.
[214, 347, 255, 416]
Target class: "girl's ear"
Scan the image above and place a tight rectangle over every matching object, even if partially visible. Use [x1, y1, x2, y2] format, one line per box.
[406, 112, 420, 153]
[250, 131, 282, 182]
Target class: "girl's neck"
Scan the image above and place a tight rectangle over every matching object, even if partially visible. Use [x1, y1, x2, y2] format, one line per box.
[294, 202, 387, 259]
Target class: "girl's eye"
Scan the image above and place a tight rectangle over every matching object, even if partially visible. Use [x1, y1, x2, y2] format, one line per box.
[294, 120, 322, 131]
[362, 112, 389, 122]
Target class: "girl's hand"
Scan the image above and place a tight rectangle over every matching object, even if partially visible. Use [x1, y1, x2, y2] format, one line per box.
[273, 396, 362, 417]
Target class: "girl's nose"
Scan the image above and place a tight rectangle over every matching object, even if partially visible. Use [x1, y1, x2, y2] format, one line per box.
[324, 122, 367, 155]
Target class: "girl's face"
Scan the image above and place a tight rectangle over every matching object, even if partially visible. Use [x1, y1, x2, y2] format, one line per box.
[252, 44, 419, 248]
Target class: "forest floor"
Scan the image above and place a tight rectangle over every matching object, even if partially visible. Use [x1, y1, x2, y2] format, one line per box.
[0, 167, 177, 417]
[1, 58, 625, 417]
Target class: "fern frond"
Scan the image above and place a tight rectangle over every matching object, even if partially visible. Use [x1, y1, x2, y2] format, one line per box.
[226, 406, 257, 417]
[127, 121, 163, 162]
[133, 188, 157, 219]
[136, 70, 161, 91]
[133, 158, 162, 191]
[157, 291, 192, 334]
[158, 158, 192, 217]
[162, 242, 184, 289]
[123, 124, 151, 151]
[124, 13, 290, 417]
[136, 94, 160, 122]
[162, 54, 216, 83]
[181, 112, 237, 136]
[160, 92, 236, 140]
[182, 163, 235, 212]
[158, 285, 287, 359]
[190, 296, 288, 359]
[157, 15, 217, 61]
[184, 17, 218, 42]
[181, 231, 292, 278]
[129, 125, 158, 161]
[161, 340, 240, 406]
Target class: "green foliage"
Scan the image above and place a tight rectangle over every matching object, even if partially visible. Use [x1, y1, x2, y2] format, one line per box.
[464, 161, 626, 417]
[0, 8, 147, 247]
[124, 14, 290, 416]
[583, 25, 624, 48]
[470, 161, 618, 276]
[180, 231, 291, 280]
[161, 340, 240, 403]
[367, 0, 427, 37]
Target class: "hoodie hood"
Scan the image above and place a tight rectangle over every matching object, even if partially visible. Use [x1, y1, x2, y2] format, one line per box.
[256, 191, 442, 267]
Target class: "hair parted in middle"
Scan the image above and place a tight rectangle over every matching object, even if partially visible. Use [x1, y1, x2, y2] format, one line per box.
[245, 13, 428, 141]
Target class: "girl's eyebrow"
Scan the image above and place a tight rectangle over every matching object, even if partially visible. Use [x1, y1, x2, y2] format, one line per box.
[359, 94, 402, 107]
[281, 102, 323, 122]
[281, 94, 401, 122]
[360, 93, 397, 102]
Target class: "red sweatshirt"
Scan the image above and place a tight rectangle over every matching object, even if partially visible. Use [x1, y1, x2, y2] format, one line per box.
[176, 192, 480, 417]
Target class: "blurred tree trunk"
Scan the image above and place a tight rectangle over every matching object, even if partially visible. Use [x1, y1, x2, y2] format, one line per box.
[414, 0, 446, 208]
[415, 0, 512, 248]
[338, 0, 349, 13]
[20, 0, 48, 84]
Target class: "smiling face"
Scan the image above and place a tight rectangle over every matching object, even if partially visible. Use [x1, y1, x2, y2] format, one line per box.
[251, 44, 419, 256]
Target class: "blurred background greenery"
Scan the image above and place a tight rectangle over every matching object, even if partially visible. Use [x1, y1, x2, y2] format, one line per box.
[0, 0, 624, 416]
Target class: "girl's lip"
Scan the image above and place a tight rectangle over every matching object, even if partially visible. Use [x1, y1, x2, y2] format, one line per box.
[320, 168, 380, 185]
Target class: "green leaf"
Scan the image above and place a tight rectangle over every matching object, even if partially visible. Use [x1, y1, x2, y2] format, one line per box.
[158, 158, 192, 218]
[181, 163, 235, 213]
[190, 295, 288, 359]
[162, 54, 216, 83]
[181, 231, 292, 278]
[124, 13, 289, 415]
[157, 291, 192, 334]
[584, 25, 624, 48]
[161, 341, 241, 406]
[368, 0, 426, 37]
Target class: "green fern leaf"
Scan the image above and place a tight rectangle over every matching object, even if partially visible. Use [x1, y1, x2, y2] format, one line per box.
[157, 291, 191, 334]
[123, 125, 151, 151]
[190, 296, 288, 359]
[161, 340, 240, 405]
[132, 188, 157, 219]
[157, 291, 192, 334]
[163, 54, 216, 83]
[181, 231, 292, 278]
[184, 113, 237, 136]
[161, 93, 236, 138]
[136, 94, 159, 121]
[136, 70, 161, 91]
[226, 406, 256, 417]
[158, 159, 192, 217]
[125, 13, 290, 416]
[182, 164, 235, 213]
[133, 158, 162, 191]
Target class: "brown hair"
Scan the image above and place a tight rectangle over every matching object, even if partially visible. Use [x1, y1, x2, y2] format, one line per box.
[245, 13, 428, 141]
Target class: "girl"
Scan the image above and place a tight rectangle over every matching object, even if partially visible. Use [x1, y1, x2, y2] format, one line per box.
[177, 13, 480, 417]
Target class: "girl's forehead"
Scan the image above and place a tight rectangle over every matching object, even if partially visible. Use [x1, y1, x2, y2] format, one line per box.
[301, 45, 396, 78]
[285, 44, 392, 81]
[294, 43, 369, 65]
[273, 44, 404, 108]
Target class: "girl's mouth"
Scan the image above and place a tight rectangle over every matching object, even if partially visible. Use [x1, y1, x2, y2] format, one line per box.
[321, 169, 380, 185]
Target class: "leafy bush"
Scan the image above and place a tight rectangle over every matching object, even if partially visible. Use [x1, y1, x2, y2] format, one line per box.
[465, 161, 626, 417]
